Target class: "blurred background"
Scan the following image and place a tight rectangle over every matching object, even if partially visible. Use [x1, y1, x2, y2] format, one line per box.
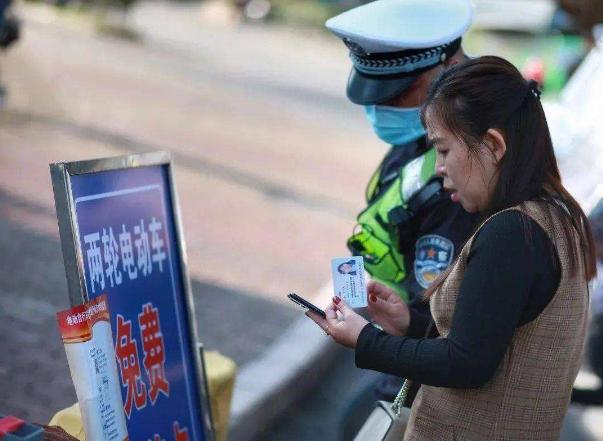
[0, 0, 602, 439]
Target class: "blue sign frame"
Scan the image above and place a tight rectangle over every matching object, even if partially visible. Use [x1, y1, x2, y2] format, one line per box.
[50, 152, 214, 441]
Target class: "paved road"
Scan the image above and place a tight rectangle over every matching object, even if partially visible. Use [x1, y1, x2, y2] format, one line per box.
[0, 0, 381, 426]
[1, 0, 385, 306]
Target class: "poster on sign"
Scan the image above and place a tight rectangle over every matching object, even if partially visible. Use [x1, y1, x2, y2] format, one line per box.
[50, 152, 214, 441]
[57, 294, 128, 441]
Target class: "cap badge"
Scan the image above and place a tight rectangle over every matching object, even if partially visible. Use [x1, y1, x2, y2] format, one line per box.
[343, 38, 369, 56]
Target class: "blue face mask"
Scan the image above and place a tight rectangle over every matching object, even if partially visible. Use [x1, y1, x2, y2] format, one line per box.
[364, 105, 426, 146]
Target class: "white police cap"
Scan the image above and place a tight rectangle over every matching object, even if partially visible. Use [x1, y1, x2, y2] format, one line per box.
[326, 0, 473, 105]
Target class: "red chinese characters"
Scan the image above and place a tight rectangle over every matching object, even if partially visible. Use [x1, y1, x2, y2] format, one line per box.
[139, 303, 170, 404]
[173, 422, 189, 441]
[115, 314, 147, 417]
[115, 302, 171, 422]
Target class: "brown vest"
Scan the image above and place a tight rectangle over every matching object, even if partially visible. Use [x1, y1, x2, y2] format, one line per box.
[404, 201, 589, 441]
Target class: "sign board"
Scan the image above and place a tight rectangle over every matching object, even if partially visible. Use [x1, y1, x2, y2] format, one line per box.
[50, 152, 214, 441]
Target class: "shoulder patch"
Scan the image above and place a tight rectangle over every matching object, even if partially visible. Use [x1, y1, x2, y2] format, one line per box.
[414, 234, 454, 289]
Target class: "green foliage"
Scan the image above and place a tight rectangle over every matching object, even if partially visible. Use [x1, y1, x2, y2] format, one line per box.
[268, 0, 344, 27]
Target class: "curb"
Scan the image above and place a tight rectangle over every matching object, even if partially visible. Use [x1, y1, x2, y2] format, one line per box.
[228, 285, 340, 441]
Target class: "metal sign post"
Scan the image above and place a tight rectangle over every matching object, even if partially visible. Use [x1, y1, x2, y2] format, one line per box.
[50, 152, 214, 441]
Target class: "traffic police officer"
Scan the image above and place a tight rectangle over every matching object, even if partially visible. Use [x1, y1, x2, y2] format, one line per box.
[325, 0, 478, 437]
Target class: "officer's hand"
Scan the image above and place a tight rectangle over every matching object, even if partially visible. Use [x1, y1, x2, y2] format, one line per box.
[306, 297, 369, 349]
[366, 281, 410, 336]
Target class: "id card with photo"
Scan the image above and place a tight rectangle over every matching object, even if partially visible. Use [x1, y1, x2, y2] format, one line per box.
[331, 256, 367, 308]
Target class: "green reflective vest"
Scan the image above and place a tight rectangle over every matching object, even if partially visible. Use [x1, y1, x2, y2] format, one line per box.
[347, 146, 438, 302]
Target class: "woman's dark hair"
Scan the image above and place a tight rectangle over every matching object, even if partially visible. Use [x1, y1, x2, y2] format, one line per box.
[420, 56, 596, 294]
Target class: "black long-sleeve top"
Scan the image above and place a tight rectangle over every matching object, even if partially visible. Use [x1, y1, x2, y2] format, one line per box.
[355, 210, 561, 388]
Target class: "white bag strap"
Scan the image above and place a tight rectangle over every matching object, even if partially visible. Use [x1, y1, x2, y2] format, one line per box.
[391, 379, 411, 416]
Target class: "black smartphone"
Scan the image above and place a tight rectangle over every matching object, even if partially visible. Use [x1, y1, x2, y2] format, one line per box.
[287, 293, 326, 318]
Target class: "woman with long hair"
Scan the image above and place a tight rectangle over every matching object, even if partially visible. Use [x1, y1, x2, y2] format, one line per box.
[308, 56, 597, 440]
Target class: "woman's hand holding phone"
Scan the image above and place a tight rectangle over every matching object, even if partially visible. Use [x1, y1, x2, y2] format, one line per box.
[306, 296, 369, 349]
